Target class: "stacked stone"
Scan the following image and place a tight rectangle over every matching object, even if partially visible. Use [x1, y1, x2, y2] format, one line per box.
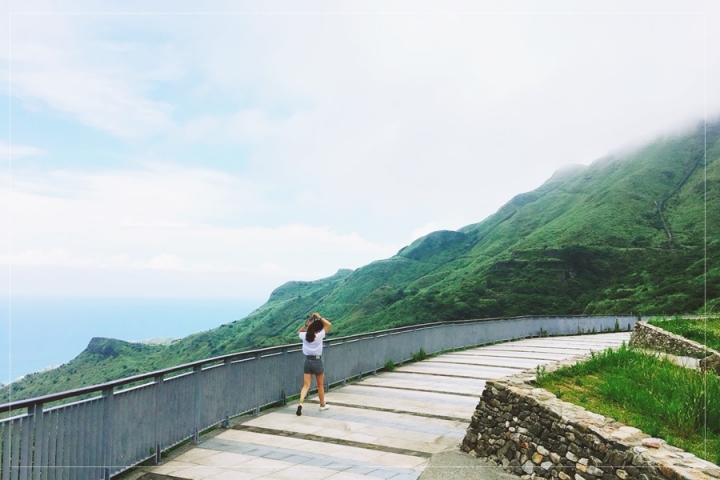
[629, 321, 720, 375]
[629, 321, 710, 358]
[461, 377, 720, 480]
[701, 354, 720, 376]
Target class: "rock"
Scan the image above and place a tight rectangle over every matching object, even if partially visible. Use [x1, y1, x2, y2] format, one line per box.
[704, 466, 720, 478]
[532, 453, 544, 464]
[522, 460, 535, 474]
[658, 462, 675, 477]
[587, 465, 604, 477]
[641, 438, 663, 449]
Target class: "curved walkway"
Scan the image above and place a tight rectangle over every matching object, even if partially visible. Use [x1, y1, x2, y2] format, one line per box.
[136, 332, 630, 480]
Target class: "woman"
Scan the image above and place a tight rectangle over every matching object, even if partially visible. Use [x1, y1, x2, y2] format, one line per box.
[297, 312, 332, 416]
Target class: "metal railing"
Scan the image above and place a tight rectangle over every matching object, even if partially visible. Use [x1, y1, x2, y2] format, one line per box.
[0, 314, 637, 480]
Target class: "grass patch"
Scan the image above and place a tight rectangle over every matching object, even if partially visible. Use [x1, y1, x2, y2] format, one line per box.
[648, 316, 720, 352]
[384, 360, 396, 372]
[412, 348, 429, 362]
[535, 343, 720, 465]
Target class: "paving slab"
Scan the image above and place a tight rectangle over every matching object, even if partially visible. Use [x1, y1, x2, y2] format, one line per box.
[395, 362, 521, 379]
[356, 372, 487, 396]
[425, 355, 555, 369]
[473, 345, 595, 355]
[275, 403, 469, 437]
[443, 350, 571, 361]
[419, 448, 524, 480]
[241, 408, 459, 454]
[319, 391, 475, 421]
[138, 332, 630, 480]
[337, 384, 479, 407]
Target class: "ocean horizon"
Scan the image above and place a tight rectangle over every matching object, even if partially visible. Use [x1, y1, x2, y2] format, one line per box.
[0, 296, 263, 386]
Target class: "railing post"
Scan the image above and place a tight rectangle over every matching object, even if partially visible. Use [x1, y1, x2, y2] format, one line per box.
[20, 403, 39, 480]
[32, 403, 45, 480]
[282, 348, 288, 406]
[221, 358, 232, 428]
[101, 387, 114, 480]
[193, 366, 202, 444]
[153, 374, 164, 464]
[254, 352, 261, 416]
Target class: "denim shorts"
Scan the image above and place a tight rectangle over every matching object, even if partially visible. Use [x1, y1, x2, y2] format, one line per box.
[304, 356, 325, 375]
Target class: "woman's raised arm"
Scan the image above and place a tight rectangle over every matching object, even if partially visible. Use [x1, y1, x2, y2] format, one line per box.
[313, 312, 332, 332]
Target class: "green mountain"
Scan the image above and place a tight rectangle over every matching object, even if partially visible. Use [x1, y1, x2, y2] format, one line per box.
[4, 119, 719, 404]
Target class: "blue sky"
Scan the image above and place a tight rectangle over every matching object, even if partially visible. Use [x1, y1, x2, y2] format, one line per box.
[1, 0, 719, 302]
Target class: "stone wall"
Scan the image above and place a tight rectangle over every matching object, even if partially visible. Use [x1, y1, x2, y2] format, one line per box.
[629, 321, 720, 375]
[461, 361, 720, 480]
[629, 321, 710, 358]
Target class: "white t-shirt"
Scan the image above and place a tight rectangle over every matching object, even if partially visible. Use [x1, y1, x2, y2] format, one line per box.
[299, 329, 325, 356]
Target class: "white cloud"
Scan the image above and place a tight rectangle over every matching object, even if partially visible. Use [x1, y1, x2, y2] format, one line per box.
[1, 0, 719, 299]
[181, 108, 313, 146]
[0, 141, 46, 158]
[409, 223, 442, 243]
[0, 163, 399, 296]
[13, 66, 174, 138]
[6, 248, 90, 267]
[120, 219, 189, 229]
[135, 253, 184, 271]
[164, 9, 716, 244]
[7, 15, 176, 138]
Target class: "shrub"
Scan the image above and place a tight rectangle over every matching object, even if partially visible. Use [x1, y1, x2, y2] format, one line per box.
[412, 348, 429, 362]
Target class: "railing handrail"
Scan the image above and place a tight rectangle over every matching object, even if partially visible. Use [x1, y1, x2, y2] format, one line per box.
[0, 313, 634, 412]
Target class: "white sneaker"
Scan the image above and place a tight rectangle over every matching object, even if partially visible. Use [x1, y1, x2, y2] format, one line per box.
[319, 403, 330, 411]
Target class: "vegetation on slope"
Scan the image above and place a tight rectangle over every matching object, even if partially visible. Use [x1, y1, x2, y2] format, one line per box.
[535, 344, 720, 464]
[648, 317, 720, 352]
[4, 119, 720, 403]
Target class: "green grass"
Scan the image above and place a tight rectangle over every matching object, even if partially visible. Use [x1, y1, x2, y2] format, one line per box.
[535, 344, 720, 465]
[412, 348, 429, 362]
[647, 316, 720, 352]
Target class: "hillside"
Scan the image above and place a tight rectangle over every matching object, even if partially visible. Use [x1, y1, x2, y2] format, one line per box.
[4, 119, 719, 404]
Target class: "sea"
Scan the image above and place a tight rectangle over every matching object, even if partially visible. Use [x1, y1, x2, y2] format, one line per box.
[0, 297, 262, 385]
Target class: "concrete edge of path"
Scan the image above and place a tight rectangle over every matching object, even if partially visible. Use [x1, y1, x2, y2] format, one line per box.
[419, 447, 521, 480]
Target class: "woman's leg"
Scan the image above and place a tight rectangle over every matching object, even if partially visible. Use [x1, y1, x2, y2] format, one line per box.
[299, 373, 312, 403]
[297, 373, 312, 415]
[316, 373, 326, 406]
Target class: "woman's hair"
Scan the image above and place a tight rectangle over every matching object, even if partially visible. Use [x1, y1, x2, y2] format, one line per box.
[305, 319, 324, 343]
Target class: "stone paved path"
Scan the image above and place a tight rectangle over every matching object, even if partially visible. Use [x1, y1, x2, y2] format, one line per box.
[137, 332, 630, 480]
